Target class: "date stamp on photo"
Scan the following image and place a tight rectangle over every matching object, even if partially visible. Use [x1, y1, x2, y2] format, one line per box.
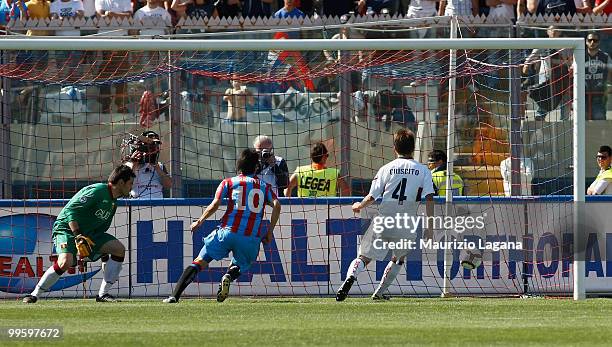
[0, 326, 63, 340]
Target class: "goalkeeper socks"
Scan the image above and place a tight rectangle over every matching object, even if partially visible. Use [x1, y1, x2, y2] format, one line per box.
[171, 264, 199, 300]
[31, 260, 65, 297]
[98, 256, 124, 297]
[346, 258, 366, 279]
[373, 261, 402, 296]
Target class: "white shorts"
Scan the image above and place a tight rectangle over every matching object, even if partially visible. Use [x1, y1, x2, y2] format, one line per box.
[359, 221, 419, 261]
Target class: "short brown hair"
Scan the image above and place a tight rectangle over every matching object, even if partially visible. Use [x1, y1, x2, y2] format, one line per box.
[428, 150, 446, 163]
[393, 129, 415, 156]
[108, 164, 135, 184]
[311, 142, 328, 164]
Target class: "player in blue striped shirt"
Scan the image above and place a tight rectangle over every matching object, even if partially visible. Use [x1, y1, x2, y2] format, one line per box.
[163, 149, 282, 303]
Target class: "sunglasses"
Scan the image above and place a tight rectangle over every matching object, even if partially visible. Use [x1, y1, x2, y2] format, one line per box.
[596, 155, 609, 160]
[587, 39, 599, 42]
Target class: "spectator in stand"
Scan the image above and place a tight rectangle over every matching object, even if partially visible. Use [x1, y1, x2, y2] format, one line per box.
[9, 0, 29, 22]
[50, 0, 84, 34]
[82, 0, 97, 17]
[213, 0, 241, 17]
[133, 0, 146, 11]
[171, 0, 187, 17]
[223, 78, 255, 121]
[477, 0, 490, 15]
[593, 0, 612, 14]
[273, 0, 304, 40]
[136, 0, 171, 12]
[526, 0, 591, 15]
[134, 0, 171, 36]
[517, 0, 526, 18]
[172, 0, 214, 18]
[439, 0, 479, 15]
[585, 32, 611, 120]
[273, 0, 303, 17]
[356, 0, 398, 15]
[395, 0, 410, 14]
[295, 0, 317, 15]
[95, 0, 132, 36]
[0, 0, 11, 29]
[321, 0, 352, 16]
[406, 0, 437, 39]
[487, 0, 516, 19]
[241, 0, 273, 17]
[1, 0, 31, 27]
[25, 0, 51, 36]
[162, 0, 172, 13]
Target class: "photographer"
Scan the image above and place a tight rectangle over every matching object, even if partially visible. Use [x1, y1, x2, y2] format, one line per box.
[124, 131, 172, 199]
[253, 135, 289, 197]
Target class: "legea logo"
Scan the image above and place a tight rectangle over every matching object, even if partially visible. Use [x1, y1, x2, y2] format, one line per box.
[0, 214, 99, 294]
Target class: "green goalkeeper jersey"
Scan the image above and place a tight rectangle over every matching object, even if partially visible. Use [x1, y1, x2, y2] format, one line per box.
[52, 183, 118, 237]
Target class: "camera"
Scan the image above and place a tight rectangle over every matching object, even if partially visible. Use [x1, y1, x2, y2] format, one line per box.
[137, 142, 160, 164]
[258, 148, 274, 169]
[122, 131, 161, 165]
[259, 149, 273, 160]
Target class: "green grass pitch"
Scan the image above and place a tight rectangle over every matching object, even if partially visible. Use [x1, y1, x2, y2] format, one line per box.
[2, 297, 612, 346]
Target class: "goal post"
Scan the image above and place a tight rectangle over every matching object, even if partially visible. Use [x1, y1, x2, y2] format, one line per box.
[0, 37, 586, 299]
[572, 45, 586, 300]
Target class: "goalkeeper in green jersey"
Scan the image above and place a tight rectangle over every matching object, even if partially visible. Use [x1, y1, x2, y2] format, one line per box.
[23, 165, 135, 303]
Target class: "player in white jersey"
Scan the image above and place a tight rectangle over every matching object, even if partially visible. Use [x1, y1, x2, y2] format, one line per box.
[336, 129, 435, 301]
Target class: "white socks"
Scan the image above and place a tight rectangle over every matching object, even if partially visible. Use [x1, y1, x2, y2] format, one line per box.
[31, 262, 64, 297]
[98, 258, 123, 297]
[346, 258, 366, 279]
[373, 261, 402, 296]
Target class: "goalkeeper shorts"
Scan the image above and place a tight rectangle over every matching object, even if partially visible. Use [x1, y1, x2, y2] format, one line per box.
[53, 232, 118, 263]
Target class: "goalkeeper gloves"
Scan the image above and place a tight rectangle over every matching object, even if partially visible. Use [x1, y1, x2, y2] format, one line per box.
[75, 234, 95, 258]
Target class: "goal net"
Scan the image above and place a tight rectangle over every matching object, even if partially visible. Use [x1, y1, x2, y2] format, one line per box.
[0, 36, 585, 299]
